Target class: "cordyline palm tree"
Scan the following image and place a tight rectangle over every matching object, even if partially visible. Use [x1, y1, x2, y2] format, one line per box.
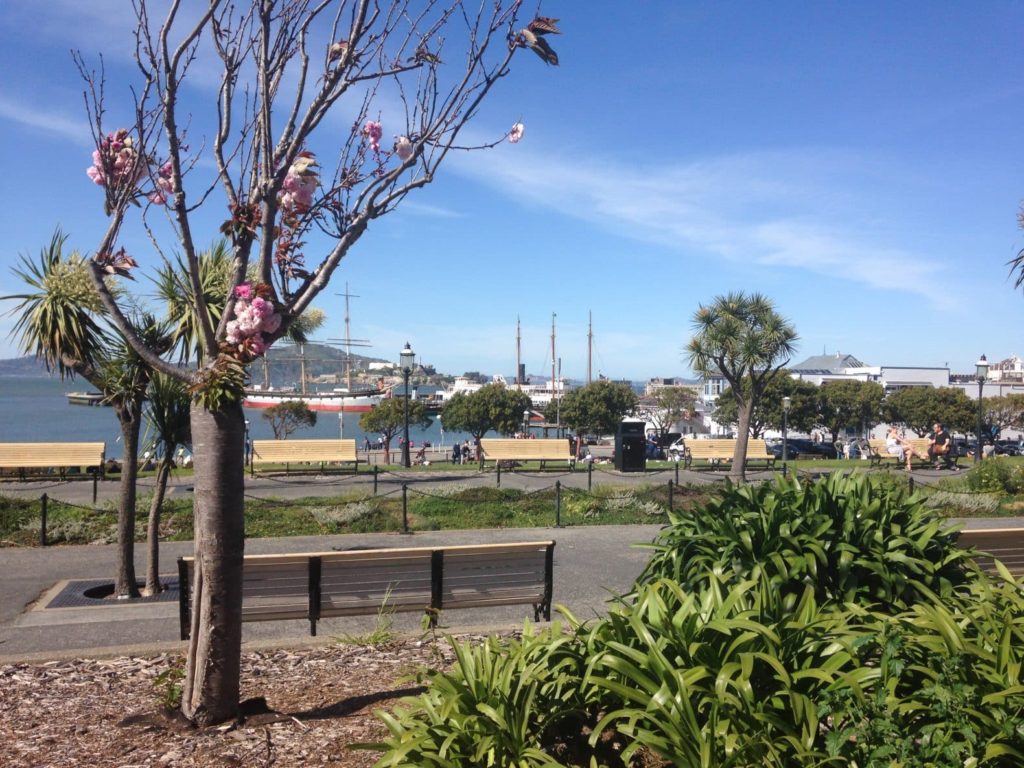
[141, 372, 192, 595]
[687, 292, 798, 481]
[5, 231, 170, 597]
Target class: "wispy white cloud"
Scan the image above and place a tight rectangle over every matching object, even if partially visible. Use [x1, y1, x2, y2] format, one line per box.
[0, 96, 89, 144]
[451, 146, 950, 305]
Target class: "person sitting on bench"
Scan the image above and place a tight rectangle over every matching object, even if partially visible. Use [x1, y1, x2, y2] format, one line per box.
[928, 422, 955, 470]
[886, 427, 925, 471]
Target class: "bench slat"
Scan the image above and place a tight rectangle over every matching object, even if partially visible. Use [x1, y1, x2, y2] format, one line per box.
[0, 442, 105, 471]
[251, 438, 358, 468]
[178, 540, 555, 638]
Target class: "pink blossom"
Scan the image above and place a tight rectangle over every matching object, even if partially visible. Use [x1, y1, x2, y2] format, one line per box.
[148, 161, 175, 205]
[394, 136, 413, 161]
[247, 336, 268, 356]
[234, 282, 253, 300]
[262, 312, 282, 335]
[363, 120, 383, 152]
[508, 122, 525, 144]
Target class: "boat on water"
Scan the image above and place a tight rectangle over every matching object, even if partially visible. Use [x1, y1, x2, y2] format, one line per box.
[243, 387, 381, 413]
[67, 391, 108, 406]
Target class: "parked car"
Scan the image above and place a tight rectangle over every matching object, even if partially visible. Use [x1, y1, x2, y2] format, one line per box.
[667, 438, 688, 462]
[784, 439, 838, 459]
[995, 440, 1020, 456]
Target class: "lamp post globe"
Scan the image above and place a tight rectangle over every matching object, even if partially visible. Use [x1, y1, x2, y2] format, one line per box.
[975, 354, 988, 464]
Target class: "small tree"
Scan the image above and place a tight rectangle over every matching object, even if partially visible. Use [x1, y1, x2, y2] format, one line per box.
[687, 292, 797, 481]
[262, 400, 317, 440]
[142, 372, 192, 595]
[883, 387, 975, 436]
[816, 379, 886, 443]
[642, 386, 697, 438]
[984, 394, 1024, 435]
[442, 383, 532, 441]
[67, 0, 557, 724]
[714, 376, 817, 438]
[551, 380, 638, 437]
[360, 396, 432, 464]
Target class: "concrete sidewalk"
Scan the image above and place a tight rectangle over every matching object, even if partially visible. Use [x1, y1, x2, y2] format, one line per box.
[0, 523, 665, 663]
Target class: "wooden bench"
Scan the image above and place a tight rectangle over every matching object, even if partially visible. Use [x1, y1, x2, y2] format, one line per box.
[866, 438, 955, 468]
[250, 438, 358, 475]
[956, 528, 1024, 577]
[682, 438, 775, 470]
[0, 442, 106, 481]
[177, 540, 555, 639]
[479, 438, 574, 469]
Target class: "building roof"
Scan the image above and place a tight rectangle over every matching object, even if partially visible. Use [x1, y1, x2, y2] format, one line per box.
[790, 353, 865, 372]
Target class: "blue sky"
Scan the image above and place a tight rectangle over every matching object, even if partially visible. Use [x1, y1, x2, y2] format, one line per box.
[0, 1, 1021, 382]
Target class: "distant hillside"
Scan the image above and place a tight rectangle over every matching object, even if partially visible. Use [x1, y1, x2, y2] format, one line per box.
[0, 343, 390, 385]
[0, 356, 50, 377]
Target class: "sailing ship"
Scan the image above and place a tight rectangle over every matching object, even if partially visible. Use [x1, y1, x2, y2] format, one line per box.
[242, 284, 383, 413]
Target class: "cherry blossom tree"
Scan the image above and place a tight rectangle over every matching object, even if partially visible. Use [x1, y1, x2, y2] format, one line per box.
[75, 0, 559, 724]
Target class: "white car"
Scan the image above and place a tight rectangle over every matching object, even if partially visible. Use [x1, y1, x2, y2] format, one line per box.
[667, 438, 688, 462]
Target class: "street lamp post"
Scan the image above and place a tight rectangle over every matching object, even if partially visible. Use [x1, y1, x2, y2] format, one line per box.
[523, 409, 530, 438]
[782, 396, 791, 464]
[400, 342, 415, 468]
[975, 354, 988, 464]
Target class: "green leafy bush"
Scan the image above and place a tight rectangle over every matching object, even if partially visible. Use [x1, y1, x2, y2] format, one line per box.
[634, 472, 971, 611]
[363, 623, 592, 767]
[963, 458, 1024, 495]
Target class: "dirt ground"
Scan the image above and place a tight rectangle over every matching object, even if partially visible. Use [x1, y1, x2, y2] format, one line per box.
[0, 638, 467, 767]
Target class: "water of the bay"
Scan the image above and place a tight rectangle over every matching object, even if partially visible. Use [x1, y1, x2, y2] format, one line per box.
[0, 376, 470, 459]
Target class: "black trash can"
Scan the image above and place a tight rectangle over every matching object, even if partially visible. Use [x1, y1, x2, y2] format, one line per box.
[614, 420, 646, 472]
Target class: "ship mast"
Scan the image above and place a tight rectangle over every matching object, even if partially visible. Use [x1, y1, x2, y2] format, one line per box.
[332, 283, 371, 391]
[516, 316, 522, 385]
[587, 311, 593, 385]
[551, 312, 557, 395]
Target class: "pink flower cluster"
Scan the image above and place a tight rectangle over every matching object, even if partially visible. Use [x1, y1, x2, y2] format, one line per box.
[362, 120, 383, 153]
[225, 282, 281, 359]
[149, 162, 175, 205]
[86, 128, 173, 207]
[278, 153, 319, 219]
[86, 129, 146, 188]
[393, 135, 413, 161]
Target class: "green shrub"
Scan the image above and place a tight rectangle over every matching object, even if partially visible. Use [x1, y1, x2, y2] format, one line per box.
[963, 458, 1024, 495]
[634, 472, 972, 612]
[363, 623, 592, 767]
[925, 489, 1001, 517]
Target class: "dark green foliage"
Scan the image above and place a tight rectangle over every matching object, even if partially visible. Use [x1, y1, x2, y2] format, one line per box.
[884, 386, 976, 435]
[963, 458, 1024, 495]
[441, 383, 531, 439]
[713, 375, 819, 437]
[548, 380, 638, 436]
[635, 472, 971, 611]
[262, 399, 318, 439]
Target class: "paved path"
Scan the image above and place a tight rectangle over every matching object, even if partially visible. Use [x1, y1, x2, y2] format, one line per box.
[1, 464, 1014, 663]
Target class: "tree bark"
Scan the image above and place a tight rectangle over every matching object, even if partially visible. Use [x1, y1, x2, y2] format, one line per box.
[730, 399, 753, 482]
[181, 401, 246, 725]
[144, 457, 173, 595]
[114, 406, 142, 598]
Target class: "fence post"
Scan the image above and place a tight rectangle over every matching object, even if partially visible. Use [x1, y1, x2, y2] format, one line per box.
[908, 475, 914, 494]
[373, 465, 378, 495]
[554, 480, 562, 528]
[587, 460, 593, 491]
[496, 462, 501, 488]
[401, 483, 410, 534]
[39, 493, 48, 547]
[782, 462, 788, 479]
[668, 480, 674, 513]
[674, 460, 679, 485]
[92, 471, 99, 505]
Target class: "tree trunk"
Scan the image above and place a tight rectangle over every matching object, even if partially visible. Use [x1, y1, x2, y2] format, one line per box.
[181, 401, 246, 725]
[144, 456, 173, 596]
[730, 399, 753, 482]
[115, 407, 142, 598]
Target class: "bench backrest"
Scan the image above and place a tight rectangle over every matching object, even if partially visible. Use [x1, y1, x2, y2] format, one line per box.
[251, 438, 357, 465]
[686, 439, 737, 459]
[868, 437, 930, 457]
[480, 438, 572, 461]
[178, 540, 555, 638]
[956, 528, 1024, 576]
[0, 442, 105, 470]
